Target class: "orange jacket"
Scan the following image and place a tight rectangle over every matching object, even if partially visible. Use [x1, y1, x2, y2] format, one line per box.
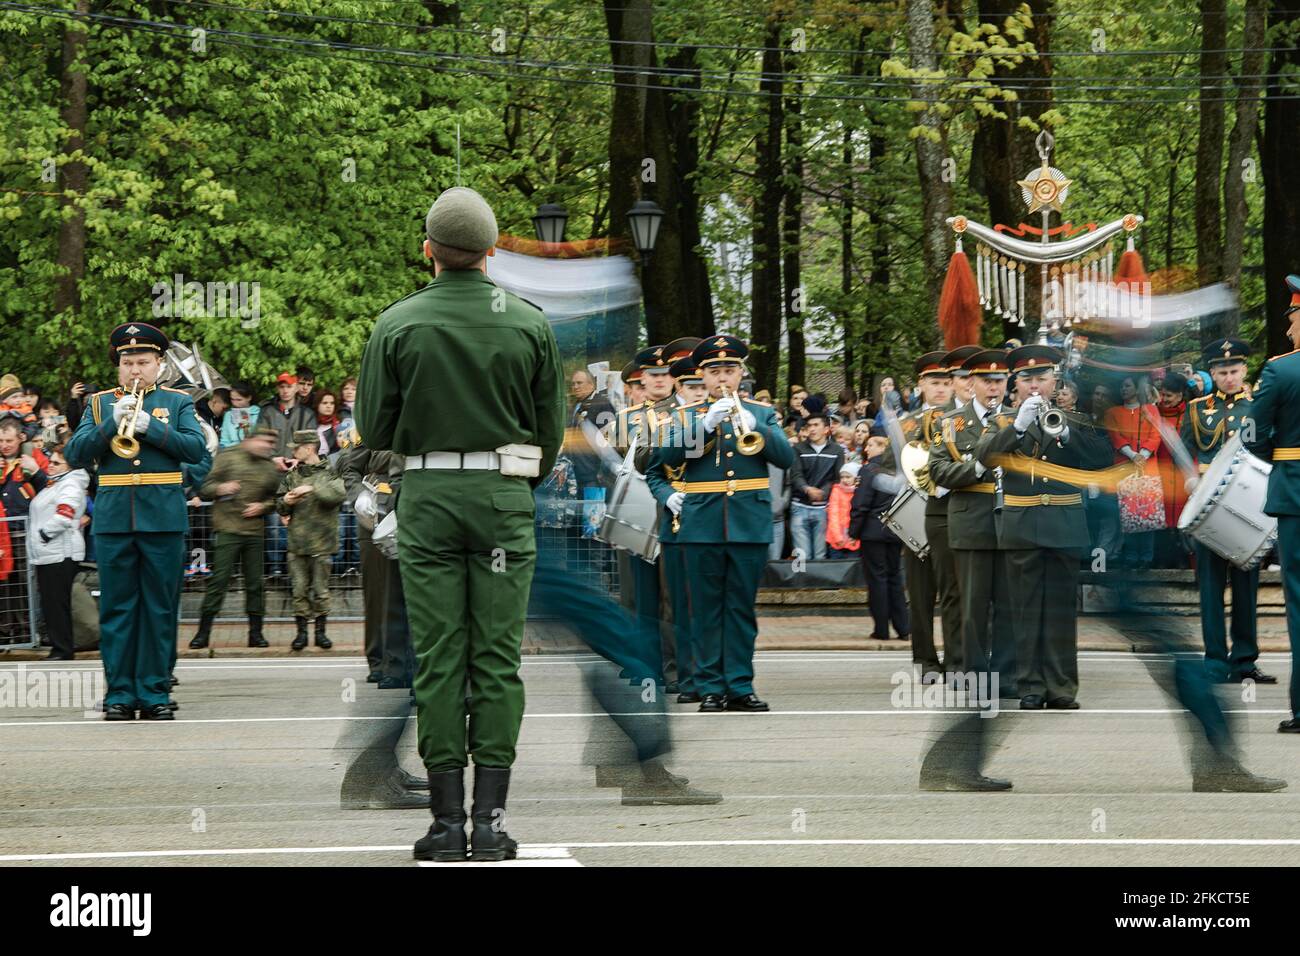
[826, 482, 861, 552]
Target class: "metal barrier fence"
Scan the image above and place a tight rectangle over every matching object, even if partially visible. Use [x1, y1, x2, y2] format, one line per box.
[0, 515, 38, 651]
[1, 490, 625, 645]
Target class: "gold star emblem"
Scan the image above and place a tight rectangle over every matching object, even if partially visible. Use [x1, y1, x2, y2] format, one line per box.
[1018, 163, 1072, 215]
[714, 337, 727, 346]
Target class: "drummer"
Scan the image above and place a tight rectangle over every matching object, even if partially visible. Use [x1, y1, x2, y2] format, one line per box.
[1181, 337, 1276, 685]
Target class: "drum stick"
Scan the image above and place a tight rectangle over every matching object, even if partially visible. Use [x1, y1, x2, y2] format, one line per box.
[879, 403, 907, 476]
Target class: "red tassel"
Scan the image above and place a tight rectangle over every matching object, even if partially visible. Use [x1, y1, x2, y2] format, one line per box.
[1113, 248, 1149, 290]
[937, 250, 982, 349]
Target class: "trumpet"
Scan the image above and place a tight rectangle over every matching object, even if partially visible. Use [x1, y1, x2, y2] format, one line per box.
[1037, 401, 1066, 438]
[720, 385, 764, 456]
[110, 377, 144, 459]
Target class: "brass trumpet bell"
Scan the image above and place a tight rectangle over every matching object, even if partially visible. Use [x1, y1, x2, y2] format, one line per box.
[110, 378, 144, 459]
[722, 385, 765, 456]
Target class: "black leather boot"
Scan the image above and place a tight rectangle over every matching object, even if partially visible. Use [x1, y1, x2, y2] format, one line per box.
[188, 612, 215, 650]
[314, 615, 332, 649]
[469, 766, 518, 862]
[412, 769, 468, 861]
[247, 614, 268, 648]
[291, 616, 309, 651]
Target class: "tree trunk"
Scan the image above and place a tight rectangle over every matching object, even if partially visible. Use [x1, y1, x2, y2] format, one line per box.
[841, 115, 854, 394]
[665, 46, 716, 338]
[53, 0, 90, 339]
[1262, 0, 1300, 357]
[1195, 0, 1229, 345]
[750, 25, 785, 395]
[905, 0, 954, 324]
[868, 124, 891, 390]
[784, 73, 806, 396]
[969, 0, 1054, 341]
[1221, 0, 1268, 307]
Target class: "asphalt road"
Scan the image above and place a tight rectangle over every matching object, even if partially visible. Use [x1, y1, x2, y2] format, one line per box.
[0, 651, 1295, 867]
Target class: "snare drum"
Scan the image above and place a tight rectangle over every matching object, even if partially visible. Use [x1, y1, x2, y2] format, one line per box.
[596, 449, 661, 563]
[1177, 432, 1277, 570]
[882, 486, 929, 559]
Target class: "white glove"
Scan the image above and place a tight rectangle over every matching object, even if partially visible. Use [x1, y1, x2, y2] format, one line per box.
[1120, 444, 1136, 461]
[702, 396, 737, 432]
[666, 491, 685, 515]
[1138, 448, 1152, 460]
[1184, 475, 1200, 494]
[112, 395, 138, 424]
[735, 405, 757, 431]
[1057, 425, 1070, 443]
[133, 412, 150, 436]
[974, 461, 987, 478]
[1014, 394, 1044, 432]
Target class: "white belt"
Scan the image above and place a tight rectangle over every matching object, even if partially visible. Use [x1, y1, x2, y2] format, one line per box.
[406, 451, 500, 471]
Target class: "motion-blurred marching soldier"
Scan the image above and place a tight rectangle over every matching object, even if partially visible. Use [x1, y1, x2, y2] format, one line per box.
[1245, 274, 1300, 734]
[647, 335, 793, 712]
[897, 351, 960, 680]
[976, 345, 1110, 710]
[1181, 337, 1276, 685]
[65, 322, 209, 721]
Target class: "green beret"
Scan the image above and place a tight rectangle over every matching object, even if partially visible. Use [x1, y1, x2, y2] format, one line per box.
[292, 429, 318, 446]
[425, 187, 499, 253]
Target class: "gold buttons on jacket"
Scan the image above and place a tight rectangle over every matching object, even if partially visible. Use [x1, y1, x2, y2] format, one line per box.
[132, 459, 141, 466]
[726, 470, 735, 477]
[726, 451, 734, 458]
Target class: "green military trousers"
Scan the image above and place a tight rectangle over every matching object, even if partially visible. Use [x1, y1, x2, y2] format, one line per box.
[681, 543, 766, 697]
[1003, 547, 1080, 700]
[199, 532, 265, 617]
[94, 532, 186, 709]
[288, 552, 332, 618]
[397, 469, 536, 771]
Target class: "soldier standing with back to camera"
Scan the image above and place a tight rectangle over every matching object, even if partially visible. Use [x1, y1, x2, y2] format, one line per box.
[358, 186, 565, 862]
[1182, 337, 1276, 686]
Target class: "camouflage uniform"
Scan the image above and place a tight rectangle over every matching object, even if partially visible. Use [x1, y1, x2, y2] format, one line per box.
[196, 441, 281, 620]
[277, 447, 345, 620]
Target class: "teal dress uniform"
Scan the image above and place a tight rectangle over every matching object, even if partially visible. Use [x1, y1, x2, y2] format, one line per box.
[1180, 338, 1266, 683]
[64, 326, 209, 717]
[1245, 327, 1300, 726]
[647, 337, 793, 706]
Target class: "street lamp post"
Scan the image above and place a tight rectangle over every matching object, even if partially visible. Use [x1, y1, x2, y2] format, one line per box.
[626, 200, 664, 264]
[532, 203, 569, 244]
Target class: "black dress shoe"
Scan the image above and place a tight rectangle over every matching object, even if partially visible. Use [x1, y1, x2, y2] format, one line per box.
[698, 694, 725, 712]
[1278, 718, 1300, 734]
[1235, 668, 1278, 684]
[665, 681, 680, 695]
[138, 703, 175, 721]
[919, 773, 1013, 792]
[45, 652, 74, 661]
[1046, 697, 1079, 709]
[103, 703, 135, 721]
[366, 670, 382, 684]
[169, 675, 179, 687]
[676, 691, 701, 704]
[378, 676, 413, 690]
[1019, 695, 1046, 710]
[724, 693, 770, 712]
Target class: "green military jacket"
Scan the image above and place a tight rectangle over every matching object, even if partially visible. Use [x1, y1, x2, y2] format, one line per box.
[1246, 349, 1300, 516]
[200, 445, 282, 535]
[927, 400, 1014, 550]
[276, 458, 346, 555]
[976, 410, 1110, 552]
[637, 396, 694, 543]
[607, 400, 655, 460]
[337, 441, 402, 521]
[1180, 388, 1253, 470]
[900, 405, 949, 518]
[356, 269, 565, 488]
[64, 383, 209, 534]
[647, 398, 794, 545]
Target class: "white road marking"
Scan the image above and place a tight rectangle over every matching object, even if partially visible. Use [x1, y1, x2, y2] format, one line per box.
[4, 837, 1300, 863]
[0, 708, 1291, 728]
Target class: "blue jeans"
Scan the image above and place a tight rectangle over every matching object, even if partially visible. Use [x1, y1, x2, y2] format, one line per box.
[768, 517, 786, 561]
[790, 502, 828, 560]
[265, 513, 287, 576]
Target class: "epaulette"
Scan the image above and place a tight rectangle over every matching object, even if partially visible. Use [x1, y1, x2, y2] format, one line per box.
[1189, 394, 1211, 405]
[160, 385, 190, 395]
[89, 387, 117, 426]
[1268, 348, 1300, 362]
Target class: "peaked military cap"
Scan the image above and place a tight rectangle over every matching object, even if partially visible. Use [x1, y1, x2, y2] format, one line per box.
[109, 322, 169, 366]
[1202, 337, 1250, 368]
[941, 345, 982, 376]
[693, 334, 749, 368]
